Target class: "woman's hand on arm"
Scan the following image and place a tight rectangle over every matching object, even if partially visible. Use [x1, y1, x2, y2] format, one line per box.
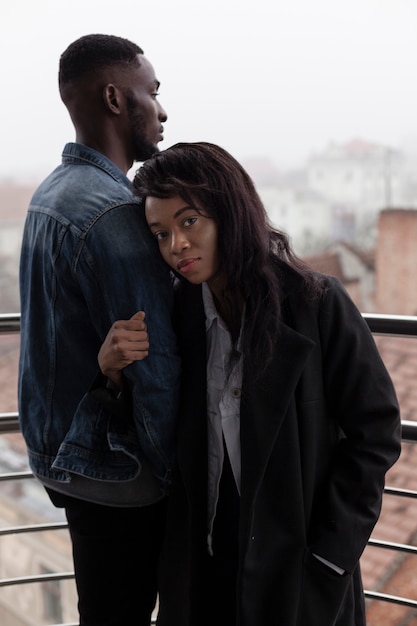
[98, 311, 149, 388]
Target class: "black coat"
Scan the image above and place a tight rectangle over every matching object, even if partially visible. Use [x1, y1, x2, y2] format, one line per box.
[157, 262, 401, 626]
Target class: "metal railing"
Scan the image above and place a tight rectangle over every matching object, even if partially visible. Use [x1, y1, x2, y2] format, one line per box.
[1, 312, 417, 622]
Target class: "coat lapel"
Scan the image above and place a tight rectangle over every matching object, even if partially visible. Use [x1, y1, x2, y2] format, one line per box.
[240, 320, 316, 502]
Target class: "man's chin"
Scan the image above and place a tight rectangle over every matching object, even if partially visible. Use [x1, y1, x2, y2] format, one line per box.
[134, 144, 160, 163]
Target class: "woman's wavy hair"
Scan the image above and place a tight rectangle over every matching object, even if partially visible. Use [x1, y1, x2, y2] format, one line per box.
[132, 141, 324, 372]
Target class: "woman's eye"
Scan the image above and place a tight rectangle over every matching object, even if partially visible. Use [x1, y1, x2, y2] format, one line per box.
[184, 217, 197, 227]
[154, 231, 167, 241]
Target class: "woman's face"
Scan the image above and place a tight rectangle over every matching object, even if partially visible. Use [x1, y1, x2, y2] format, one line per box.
[145, 195, 221, 286]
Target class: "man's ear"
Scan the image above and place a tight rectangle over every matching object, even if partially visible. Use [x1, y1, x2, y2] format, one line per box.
[103, 84, 121, 114]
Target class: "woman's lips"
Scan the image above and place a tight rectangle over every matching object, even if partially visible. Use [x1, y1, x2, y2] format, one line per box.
[177, 258, 199, 273]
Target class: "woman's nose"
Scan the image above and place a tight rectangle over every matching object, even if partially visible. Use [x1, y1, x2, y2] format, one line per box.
[170, 232, 189, 254]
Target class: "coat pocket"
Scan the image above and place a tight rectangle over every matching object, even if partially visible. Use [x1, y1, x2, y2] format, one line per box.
[296, 549, 353, 626]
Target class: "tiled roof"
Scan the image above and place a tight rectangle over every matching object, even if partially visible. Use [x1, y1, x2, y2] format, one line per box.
[362, 335, 417, 624]
[0, 335, 19, 414]
[303, 251, 347, 282]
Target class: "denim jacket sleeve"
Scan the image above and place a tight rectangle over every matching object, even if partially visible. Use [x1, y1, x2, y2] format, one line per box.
[53, 201, 181, 491]
[19, 146, 180, 491]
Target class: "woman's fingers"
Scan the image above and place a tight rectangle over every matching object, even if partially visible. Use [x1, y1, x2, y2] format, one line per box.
[98, 312, 150, 376]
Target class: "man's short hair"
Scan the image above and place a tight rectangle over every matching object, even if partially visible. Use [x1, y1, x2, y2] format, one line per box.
[59, 34, 144, 88]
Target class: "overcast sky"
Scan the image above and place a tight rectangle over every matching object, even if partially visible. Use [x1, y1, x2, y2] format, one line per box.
[2, 0, 417, 183]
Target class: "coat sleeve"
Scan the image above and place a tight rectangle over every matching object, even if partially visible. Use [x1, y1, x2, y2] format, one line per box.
[309, 276, 401, 572]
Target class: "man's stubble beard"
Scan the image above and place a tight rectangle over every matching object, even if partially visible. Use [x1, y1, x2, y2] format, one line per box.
[127, 96, 160, 163]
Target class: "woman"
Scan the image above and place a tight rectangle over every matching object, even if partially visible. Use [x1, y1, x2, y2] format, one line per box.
[98, 142, 401, 626]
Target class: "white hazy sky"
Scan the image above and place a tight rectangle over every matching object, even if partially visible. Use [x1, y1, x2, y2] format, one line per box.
[1, 0, 417, 182]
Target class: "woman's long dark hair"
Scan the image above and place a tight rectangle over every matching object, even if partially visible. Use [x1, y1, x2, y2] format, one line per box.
[132, 141, 324, 373]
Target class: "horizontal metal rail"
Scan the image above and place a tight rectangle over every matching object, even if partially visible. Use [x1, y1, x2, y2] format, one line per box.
[383, 484, 417, 499]
[401, 420, 417, 442]
[2, 414, 417, 442]
[46, 617, 156, 626]
[1, 311, 417, 622]
[0, 312, 20, 333]
[368, 538, 417, 556]
[363, 313, 417, 337]
[0, 470, 33, 481]
[0, 571, 75, 588]
[0, 411, 20, 433]
[3, 312, 417, 337]
[0, 521, 68, 537]
[364, 590, 417, 609]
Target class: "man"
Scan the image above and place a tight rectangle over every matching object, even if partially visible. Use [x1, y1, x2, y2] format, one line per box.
[18, 34, 181, 626]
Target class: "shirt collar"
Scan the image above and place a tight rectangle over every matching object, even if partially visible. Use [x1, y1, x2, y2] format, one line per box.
[202, 283, 219, 332]
[202, 283, 246, 352]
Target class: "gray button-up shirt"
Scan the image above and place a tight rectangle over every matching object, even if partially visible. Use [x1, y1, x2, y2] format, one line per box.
[202, 283, 243, 554]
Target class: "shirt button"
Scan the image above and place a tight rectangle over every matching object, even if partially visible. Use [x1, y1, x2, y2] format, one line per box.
[232, 388, 241, 398]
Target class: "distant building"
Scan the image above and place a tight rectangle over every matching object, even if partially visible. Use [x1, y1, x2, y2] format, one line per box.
[0, 183, 34, 313]
[245, 139, 417, 256]
[306, 138, 408, 240]
[260, 178, 333, 254]
[303, 206, 417, 318]
[376, 208, 417, 315]
[303, 240, 375, 311]
[243, 159, 334, 255]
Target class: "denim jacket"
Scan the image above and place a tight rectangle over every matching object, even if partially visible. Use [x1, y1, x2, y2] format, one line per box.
[18, 143, 181, 496]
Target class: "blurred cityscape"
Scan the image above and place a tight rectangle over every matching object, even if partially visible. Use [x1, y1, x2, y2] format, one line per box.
[1, 136, 417, 624]
[3, 137, 417, 315]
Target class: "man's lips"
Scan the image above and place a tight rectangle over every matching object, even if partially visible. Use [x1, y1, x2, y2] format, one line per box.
[177, 258, 199, 273]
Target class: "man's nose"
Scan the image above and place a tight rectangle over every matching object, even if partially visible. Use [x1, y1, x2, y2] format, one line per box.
[158, 101, 167, 122]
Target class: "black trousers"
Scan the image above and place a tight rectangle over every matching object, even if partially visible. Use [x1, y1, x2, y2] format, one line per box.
[47, 488, 167, 626]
